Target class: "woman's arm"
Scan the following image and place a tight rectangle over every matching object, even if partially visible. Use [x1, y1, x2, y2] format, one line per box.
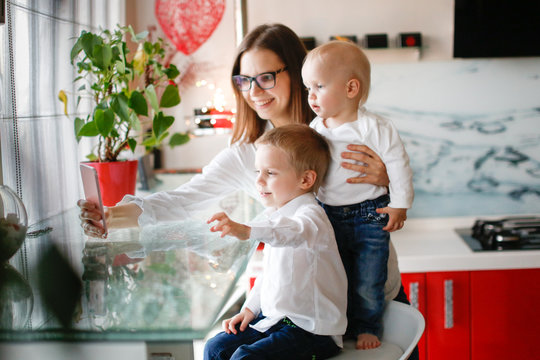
[78, 143, 259, 237]
[341, 144, 390, 186]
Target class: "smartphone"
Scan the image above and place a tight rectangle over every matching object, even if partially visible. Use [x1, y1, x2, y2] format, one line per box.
[80, 164, 108, 235]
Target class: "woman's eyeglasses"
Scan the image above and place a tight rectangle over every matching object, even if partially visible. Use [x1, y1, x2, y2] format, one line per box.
[232, 67, 288, 91]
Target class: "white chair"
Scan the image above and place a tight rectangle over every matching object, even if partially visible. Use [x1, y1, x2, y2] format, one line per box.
[333, 301, 425, 360]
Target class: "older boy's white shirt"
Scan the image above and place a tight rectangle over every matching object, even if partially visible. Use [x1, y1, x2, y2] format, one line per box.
[310, 106, 414, 209]
[243, 192, 347, 346]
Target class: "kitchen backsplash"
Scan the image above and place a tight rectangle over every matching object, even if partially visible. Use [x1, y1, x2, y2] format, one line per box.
[367, 57, 540, 218]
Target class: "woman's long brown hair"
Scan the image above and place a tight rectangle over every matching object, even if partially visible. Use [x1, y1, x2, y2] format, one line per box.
[230, 24, 314, 144]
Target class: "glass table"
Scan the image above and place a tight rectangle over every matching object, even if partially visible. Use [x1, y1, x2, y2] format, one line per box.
[1, 189, 262, 358]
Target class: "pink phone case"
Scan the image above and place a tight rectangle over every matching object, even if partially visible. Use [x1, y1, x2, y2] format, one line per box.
[80, 164, 108, 235]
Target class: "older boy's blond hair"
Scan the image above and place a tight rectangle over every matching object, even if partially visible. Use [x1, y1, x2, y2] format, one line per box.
[305, 40, 371, 105]
[256, 124, 330, 192]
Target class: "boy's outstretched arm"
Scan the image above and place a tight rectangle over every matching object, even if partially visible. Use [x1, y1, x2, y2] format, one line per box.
[208, 212, 251, 240]
[376, 207, 407, 232]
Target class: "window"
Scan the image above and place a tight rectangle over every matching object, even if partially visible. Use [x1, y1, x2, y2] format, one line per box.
[0, 0, 125, 224]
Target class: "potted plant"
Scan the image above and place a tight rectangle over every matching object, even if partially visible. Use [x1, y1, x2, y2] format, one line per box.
[59, 25, 189, 206]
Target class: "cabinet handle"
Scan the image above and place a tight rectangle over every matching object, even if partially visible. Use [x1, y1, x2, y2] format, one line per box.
[409, 282, 419, 309]
[444, 279, 454, 329]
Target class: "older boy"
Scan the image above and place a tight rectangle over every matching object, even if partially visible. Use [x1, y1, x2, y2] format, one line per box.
[302, 41, 414, 349]
[204, 124, 347, 360]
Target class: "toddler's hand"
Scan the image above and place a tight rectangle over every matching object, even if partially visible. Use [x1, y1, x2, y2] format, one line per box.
[207, 212, 251, 240]
[376, 207, 407, 232]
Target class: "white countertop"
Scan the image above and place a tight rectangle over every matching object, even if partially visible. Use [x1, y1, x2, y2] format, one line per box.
[392, 215, 540, 273]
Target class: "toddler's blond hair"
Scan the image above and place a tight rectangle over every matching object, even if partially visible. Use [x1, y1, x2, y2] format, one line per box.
[305, 40, 371, 105]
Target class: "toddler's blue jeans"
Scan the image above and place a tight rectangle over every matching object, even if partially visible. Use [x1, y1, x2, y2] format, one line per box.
[320, 194, 390, 338]
[204, 313, 340, 360]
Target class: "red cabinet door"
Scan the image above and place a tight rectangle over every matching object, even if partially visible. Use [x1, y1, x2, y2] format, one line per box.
[402, 273, 427, 360]
[426, 271, 470, 360]
[470, 268, 540, 360]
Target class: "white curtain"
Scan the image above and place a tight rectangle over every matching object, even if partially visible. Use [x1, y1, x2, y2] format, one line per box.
[0, 0, 126, 225]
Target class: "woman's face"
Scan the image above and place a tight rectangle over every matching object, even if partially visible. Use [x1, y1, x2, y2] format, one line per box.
[239, 48, 292, 127]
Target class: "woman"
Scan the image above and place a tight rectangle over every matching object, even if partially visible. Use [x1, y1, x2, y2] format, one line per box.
[79, 23, 415, 358]
[79, 23, 389, 235]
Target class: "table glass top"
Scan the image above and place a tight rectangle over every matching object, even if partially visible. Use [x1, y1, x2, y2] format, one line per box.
[1, 190, 261, 341]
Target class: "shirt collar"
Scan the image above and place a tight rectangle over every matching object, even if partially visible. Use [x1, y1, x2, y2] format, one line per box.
[264, 192, 317, 218]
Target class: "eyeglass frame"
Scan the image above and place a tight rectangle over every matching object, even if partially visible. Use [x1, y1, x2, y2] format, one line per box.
[232, 67, 288, 91]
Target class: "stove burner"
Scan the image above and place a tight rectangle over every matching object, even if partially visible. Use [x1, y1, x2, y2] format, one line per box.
[458, 216, 540, 251]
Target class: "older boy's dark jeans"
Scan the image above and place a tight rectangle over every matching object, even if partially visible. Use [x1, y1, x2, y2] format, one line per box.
[203, 313, 340, 360]
[320, 194, 391, 338]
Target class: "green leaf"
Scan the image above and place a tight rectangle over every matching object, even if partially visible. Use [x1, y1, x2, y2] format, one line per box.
[143, 41, 153, 55]
[128, 138, 137, 152]
[145, 85, 159, 113]
[74, 117, 85, 142]
[129, 111, 141, 131]
[110, 93, 130, 123]
[163, 64, 180, 80]
[80, 32, 102, 60]
[115, 59, 125, 74]
[142, 137, 157, 147]
[128, 90, 148, 116]
[93, 43, 113, 70]
[133, 30, 149, 43]
[157, 130, 169, 143]
[169, 132, 190, 148]
[78, 121, 100, 137]
[159, 84, 181, 108]
[153, 111, 174, 139]
[70, 36, 84, 64]
[94, 108, 115, 137]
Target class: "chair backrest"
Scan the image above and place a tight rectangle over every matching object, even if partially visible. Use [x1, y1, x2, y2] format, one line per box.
[382, 301, 425, 360]
[333, 300, 425, 360]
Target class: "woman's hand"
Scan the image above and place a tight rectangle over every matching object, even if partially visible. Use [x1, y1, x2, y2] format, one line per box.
[222, 308, 255, 334]
[208, 212, 251, 240]
[78, 199, 108, 238]
[341, 144, 390, 187]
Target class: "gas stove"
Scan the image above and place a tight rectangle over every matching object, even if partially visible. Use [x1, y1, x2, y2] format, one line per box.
[456, 216, 540, 251]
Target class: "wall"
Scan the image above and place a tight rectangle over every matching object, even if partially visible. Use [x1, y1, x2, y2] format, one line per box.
[248, 0, 455, 61]
[127, 0, 238, 169]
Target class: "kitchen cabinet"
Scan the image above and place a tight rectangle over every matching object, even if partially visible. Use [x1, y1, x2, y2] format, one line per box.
[470, 268, 540, 360]
[402, 268, 540, 360]
[402, 271, 470, 360]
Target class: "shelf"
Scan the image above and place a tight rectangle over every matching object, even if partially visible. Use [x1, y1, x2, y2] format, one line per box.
[363, 47, 421, 64]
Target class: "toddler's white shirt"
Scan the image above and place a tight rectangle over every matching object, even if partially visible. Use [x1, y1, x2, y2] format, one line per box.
[311, 106, 414, 208]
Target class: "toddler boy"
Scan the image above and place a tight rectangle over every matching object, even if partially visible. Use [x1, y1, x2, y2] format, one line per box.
[302, 40, 414, 349]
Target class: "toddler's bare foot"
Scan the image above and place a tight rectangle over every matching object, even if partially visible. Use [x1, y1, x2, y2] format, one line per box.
[356, 333, 381, 349]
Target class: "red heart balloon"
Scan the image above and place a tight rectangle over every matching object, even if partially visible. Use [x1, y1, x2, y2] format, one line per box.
[155, 0, 226, 55]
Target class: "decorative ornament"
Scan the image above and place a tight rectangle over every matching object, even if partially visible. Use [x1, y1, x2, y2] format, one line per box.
[155, 0, 226, 55]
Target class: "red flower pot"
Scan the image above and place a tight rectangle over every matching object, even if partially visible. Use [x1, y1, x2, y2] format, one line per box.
[84, 160, 138, 206]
